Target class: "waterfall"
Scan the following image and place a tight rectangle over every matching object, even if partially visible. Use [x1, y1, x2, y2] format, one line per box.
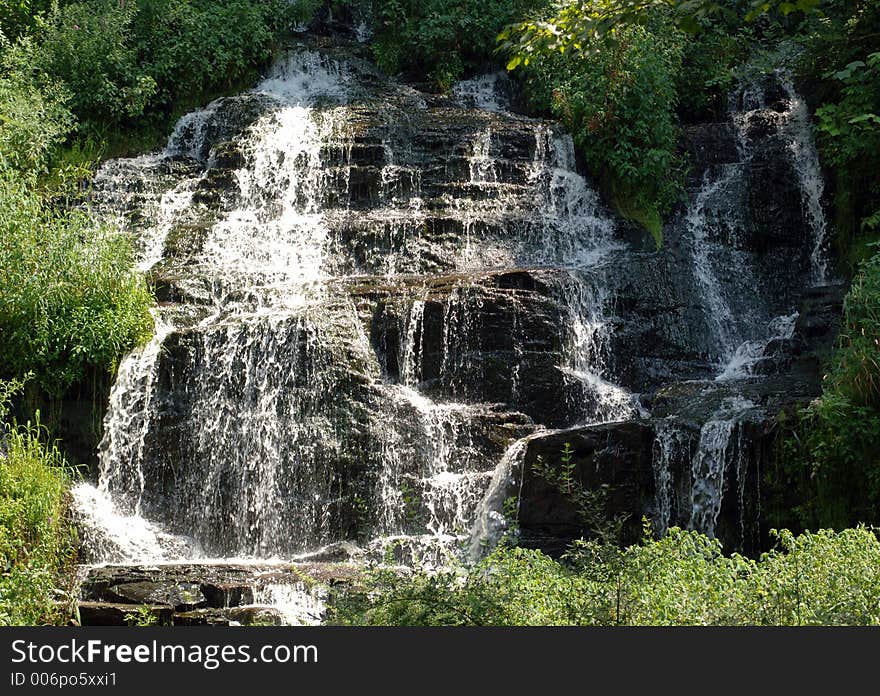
[468, 437, 530, 560]
[686, 73, 829, 368]
[688, 418, 738, 538]
[75, 43, 830, 584]
[717, 312, 798, 381]
[651, 421, 693, 537]
[778, 73, 830, 285]
[452, 73, 511, 113]
[79, 54, 629, 569]
[651, 398, 756, 540]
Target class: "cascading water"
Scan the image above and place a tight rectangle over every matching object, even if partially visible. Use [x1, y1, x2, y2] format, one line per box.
[645, 69, 833, 546]
[778, 73, 830, 285]
[71, 35, 835, 621]
[77, 47, 630, 576]
[685, 72, 831, 368]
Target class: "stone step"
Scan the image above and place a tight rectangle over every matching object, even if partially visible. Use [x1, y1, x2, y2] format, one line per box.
[78, 601, 173, 627]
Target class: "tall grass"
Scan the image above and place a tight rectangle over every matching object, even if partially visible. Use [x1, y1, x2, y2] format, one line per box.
[0, 171, 154, 395]
[0, 380, 78, 625]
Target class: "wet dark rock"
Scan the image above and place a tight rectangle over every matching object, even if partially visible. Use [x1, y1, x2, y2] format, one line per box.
[680, 123, 739, 184]
[102, 581, 207, 611]
[79, 562, 359, 625]
[173, 607, 285, 626]
[517, 421, 657, 554]
[78, 602, 173, 627]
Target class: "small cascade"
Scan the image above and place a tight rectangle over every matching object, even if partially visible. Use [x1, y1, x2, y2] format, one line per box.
[452, 73, 512, 113]
[527, 127, 618, 266]
[251, 582, 326, 626]
[688, 418, 739, 538]
[686, 169, 745, 362]
[399, 299, 427, 387]
[71, 484, 202, 564]
[468, 436, 530, 560]
[650, 395, 763, 543]
[651, 421, 693, 536]
[95, 313, 173, 516]
[684, 72, 829, 367]
[555, 271, 636, 424]
[778, 73, 830, 285]
[717, 312, 798, 381]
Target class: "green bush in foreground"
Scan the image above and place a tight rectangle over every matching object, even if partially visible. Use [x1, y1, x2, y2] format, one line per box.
[331, 527, 880, 625]
[0, 172, 154, 395]
[0, 380, 77, 626]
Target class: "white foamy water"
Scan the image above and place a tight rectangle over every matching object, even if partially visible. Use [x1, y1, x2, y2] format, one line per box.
[72, 483, 202, 564]
[717, 312, 798, 381]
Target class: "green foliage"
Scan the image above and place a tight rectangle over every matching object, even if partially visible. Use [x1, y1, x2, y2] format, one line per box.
[124, 605, 160, 626]
[497, 0, 818, 64]
[30, 0, 157, 123]
[0, 171, 154, 395]
[783, 250, 880, 528]
[0, 34, 76, 175]
[372, 0, 539, 88]
[5, 0, 294, 133]
[332, 526, 880, 625]
[129, 0, 290, 107]
[676, 22, 751, 121]
[0, 0, 53, 39]
[0, 382, 78, 626]
[520, 13, 684, 243]
[814, 52, 880, 251]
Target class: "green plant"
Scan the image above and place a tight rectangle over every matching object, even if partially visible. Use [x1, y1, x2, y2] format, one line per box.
[0, 170, 154, 395]
[30, 0, 157, 124]
[331, 526, 880, 626]
[779, 249, 880, 529]
[0, 34, 76, 175]
[0, 380, 78, 626]
[518, 11, 685, 244]
[124, 605, 160, 626]
[372, 0, 539, 89]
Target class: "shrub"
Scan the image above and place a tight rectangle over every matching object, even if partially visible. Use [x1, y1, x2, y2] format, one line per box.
[521, 14, 685, 244]
[130, 0, 292, 106]
[0, 380, 78, 626]
[0, 172, 154, 395]
[372, 0, 539, 89]
[21, 0, 293, 131]
[331, 526, 880, 626]
[30, 0, 157, 124]
[0, 34, 76, 175]
[784, 250, 880, 528]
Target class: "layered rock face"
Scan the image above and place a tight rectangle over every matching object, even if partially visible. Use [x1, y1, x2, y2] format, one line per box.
[72, 32, 841, 580]
[505, 75, 844, 556]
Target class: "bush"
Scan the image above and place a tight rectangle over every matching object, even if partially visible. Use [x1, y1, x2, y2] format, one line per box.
[521, 14, 685, 244]
[372, 0, 540, 89]
[30, 0, 157, 124]
[0, 34, 76, 175]
[0, 172, 154, 395]
[331, 527, 880, 626]
[784, 250, 880, 528]
[18, 0, 293, 131]
[0, 380, 78, 626]
[130, 0, 291, 106]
